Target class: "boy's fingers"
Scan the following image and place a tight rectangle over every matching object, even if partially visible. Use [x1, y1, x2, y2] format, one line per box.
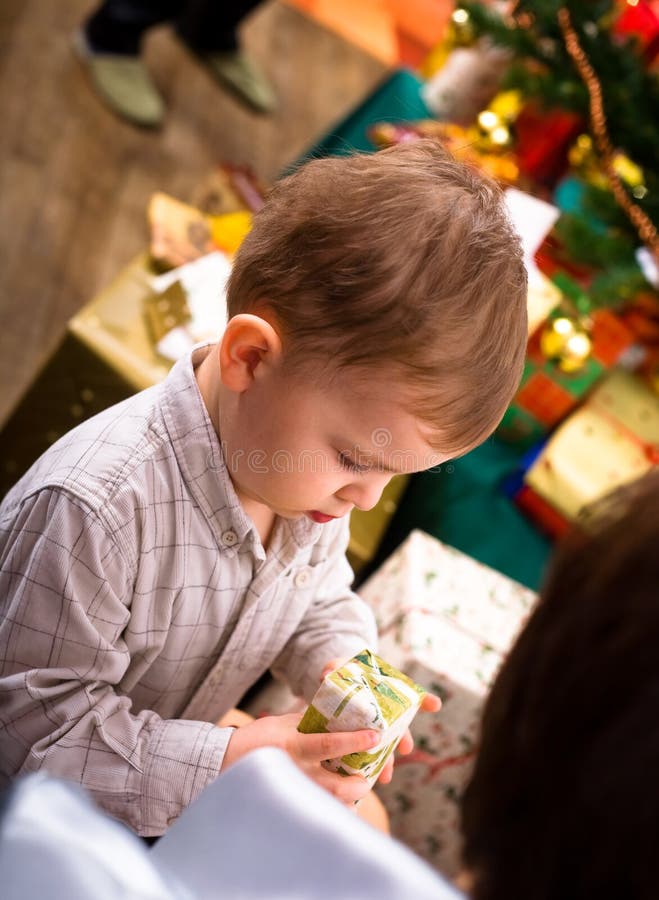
[421, 692, 442, 712]
[315, 769, 370, 805]
[295, 728, 379, 762]
[377, 757, 394, 784]
[398, 729, 414, 755]
[320, 657, 347, 681]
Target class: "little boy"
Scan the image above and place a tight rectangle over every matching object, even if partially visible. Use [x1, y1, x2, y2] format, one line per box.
[0, 141, 528, 835]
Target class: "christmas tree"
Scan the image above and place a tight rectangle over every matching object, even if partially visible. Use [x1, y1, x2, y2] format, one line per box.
[462, 0, 659, 275]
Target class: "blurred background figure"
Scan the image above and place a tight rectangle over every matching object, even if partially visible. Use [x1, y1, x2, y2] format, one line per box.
[75, 0, 276, 126]
[460, 471, 659, 900]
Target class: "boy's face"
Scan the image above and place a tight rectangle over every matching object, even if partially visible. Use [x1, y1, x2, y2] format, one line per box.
[220, 362, 450, 524]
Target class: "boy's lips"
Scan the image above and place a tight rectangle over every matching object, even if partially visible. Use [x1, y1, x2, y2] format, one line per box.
[307, 510, 339, 524]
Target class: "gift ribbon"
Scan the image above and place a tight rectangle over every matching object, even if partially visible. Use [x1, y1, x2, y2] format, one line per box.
[395, 748, 477, 784]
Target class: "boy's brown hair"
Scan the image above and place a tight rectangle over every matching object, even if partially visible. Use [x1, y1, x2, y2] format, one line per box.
[461, 470, 659, 900]
[227, 141, 528, 456]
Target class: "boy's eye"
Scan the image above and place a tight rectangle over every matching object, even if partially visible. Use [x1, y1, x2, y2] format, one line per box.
[338, 451, 370, 475]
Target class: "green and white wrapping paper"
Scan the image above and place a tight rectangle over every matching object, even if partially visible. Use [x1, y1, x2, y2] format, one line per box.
[298, 649, 426, 786]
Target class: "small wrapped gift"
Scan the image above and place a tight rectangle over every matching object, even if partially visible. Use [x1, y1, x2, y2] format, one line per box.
[148, 192, 253, 270]
[191, 162, 266, 215]
[148, 192, 216, 269]
[298, 649, 426, 787]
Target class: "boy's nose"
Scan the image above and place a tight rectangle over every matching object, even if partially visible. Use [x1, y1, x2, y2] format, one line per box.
[338, 475, 390, 512]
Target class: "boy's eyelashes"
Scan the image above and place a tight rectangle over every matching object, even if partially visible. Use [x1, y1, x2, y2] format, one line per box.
[337, 451, 371, 475]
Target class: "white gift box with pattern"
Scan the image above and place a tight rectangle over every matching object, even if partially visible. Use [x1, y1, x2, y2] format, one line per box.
[360, 530, 537, 877]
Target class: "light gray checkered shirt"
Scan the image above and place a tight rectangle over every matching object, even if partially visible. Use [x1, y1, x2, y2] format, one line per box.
[0, 344, 377, 835]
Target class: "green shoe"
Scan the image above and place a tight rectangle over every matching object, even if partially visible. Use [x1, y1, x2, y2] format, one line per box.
[73, 30, 165, 128]
[198, 50, 277, 114]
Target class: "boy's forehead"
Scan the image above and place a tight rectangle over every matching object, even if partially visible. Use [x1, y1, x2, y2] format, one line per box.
[331, 388, 448, 471]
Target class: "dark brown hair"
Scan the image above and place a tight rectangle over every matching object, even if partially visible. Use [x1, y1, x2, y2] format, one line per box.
[461, 470, 659, 900]
[227, 141, 528, 455]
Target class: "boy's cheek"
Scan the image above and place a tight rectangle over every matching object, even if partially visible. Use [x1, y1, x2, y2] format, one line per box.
[253, 474, 337, 514]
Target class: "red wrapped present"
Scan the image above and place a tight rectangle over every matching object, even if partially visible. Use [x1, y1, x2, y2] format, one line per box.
[613, 0, 659, 63]
[514, 102, 584, 187]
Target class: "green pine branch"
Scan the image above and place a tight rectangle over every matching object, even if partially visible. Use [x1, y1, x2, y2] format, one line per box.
[462, 0, 659, 170]
[461, 0, 659, 250]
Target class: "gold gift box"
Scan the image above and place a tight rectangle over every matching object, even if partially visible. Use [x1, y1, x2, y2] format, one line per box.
[526, 369, 659, 521]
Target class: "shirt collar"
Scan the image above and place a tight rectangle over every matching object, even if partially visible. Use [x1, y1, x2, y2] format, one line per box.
[160, 344, 322, 558]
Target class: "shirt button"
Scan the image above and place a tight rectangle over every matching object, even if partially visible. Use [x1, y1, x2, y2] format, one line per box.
[294, 569, 312, 588]
[221, 530, 238, 547]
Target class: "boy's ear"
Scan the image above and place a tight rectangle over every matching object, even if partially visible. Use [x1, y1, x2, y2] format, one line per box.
[219, 313, 283, 392]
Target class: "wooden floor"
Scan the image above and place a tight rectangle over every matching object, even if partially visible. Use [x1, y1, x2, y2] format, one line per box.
[0, 0, 388, 426]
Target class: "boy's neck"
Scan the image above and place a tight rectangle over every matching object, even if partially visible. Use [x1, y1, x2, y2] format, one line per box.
[194, 346, 223, 437]
[240, 500, 276, 550]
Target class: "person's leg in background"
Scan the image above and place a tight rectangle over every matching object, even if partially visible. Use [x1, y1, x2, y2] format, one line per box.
[75, 0, 185, 126]
[84, 0, 183, 54]
[75, 1, 275, 125]
[175, 1, 277, 113]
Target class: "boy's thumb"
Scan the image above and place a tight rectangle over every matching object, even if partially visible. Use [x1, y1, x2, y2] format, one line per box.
[320, 657, 347, 682]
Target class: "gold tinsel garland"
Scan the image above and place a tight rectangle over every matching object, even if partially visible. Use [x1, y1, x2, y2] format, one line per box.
[556, 6, 659, 265]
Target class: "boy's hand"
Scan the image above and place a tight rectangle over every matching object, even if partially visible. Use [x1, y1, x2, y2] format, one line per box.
[321, 657, 442, 785]
[220, 712, 378, 805]
[377, 691, 442, 784]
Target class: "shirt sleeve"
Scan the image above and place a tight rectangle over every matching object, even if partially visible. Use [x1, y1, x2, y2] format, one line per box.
[0, 488, 232, 836]
[270, 518, 378, 702]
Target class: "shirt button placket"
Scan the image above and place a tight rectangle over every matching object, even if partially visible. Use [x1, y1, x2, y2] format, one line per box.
[221, 529, 238, 548]
[294, 568, 311, 588]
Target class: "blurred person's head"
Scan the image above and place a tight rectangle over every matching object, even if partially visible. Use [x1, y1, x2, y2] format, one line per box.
[461, 470, 659, 900]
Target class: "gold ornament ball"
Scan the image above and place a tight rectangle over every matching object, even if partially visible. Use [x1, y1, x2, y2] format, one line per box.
[489, 90, 523, 123]
[612, 152, 644, 189]
[568, 133, 595, 170]
[450, 7, 475, 44]
[476, 109, 512, 150]
[540, 317, 593, 372]
[420, 7, 474, 77]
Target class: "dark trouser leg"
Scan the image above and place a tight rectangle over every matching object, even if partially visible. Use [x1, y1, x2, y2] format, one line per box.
[84, 0, 186, 54]
[175, 0, 263, 53]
